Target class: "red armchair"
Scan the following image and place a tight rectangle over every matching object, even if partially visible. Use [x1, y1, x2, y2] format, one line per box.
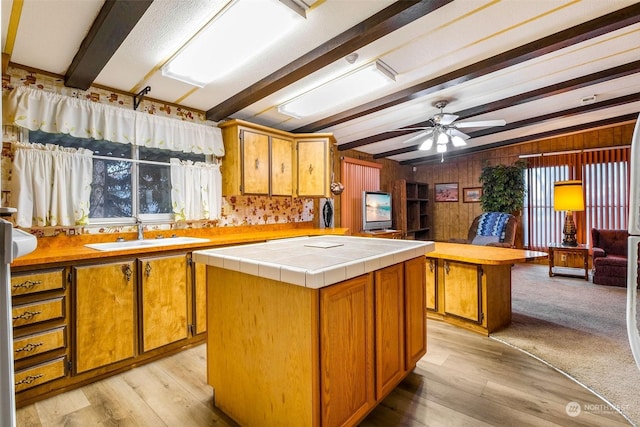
[591, 229, 629, 287]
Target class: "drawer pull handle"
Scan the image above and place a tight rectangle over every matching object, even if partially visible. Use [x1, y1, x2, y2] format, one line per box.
[13, 280, 42, 290]
[13, 311, 41, 321]
[255, 159, 259, 170]
[15, 342, 43, 353]
[444, 261, 450, 275]
[145, 262, 152, 277]
[308, 164, 314, 174]
[428, 259, 435, 272]
[16, 374, 44, 386]
[281, 163, 285, 174]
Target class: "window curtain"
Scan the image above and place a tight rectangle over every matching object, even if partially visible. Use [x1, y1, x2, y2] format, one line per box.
[523, 147, 630, 250]
[5, 86, 225, 156]
[12, 142, 93, 227]
[170, 159, 222, 221]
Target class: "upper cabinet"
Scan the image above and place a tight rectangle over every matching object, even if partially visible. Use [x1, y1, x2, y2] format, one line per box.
[219, 119, 334, 197]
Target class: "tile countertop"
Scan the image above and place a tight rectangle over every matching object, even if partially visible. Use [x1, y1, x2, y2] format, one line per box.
[193, 235, 434, 289]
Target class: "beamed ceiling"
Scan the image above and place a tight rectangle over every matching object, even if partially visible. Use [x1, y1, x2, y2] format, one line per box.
[2, 0, 639, 164]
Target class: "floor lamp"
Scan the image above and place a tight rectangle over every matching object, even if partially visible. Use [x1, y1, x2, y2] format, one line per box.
[554, 180, 585, 246]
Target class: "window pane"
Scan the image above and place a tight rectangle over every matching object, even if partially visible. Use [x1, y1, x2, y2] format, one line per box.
[92, 158, 132, 218]
[139, 163, 171, 214]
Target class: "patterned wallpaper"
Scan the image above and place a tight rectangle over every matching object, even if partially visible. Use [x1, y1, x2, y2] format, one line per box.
[1, 65, 314, 236]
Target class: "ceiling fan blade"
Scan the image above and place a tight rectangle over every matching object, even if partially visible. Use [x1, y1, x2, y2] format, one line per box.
[455, 119, 506, 128]
[436, 113, 458, 126]
[387, 126, 434, 132]
[402, 131, 431, 144]
[448, 128, 470, 140]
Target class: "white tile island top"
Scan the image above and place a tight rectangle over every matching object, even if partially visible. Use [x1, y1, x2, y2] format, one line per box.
[193, 235, 434, 289]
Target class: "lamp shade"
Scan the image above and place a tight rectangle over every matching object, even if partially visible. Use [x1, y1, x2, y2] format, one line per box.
[554, 180, 584, 211]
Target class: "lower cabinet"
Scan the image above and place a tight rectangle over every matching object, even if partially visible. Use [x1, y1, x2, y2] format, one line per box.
[74, 260, 137, 374]
[205, 257, 427, 427]
[139, 254, 189, 352]
[12, 250, 205, 407]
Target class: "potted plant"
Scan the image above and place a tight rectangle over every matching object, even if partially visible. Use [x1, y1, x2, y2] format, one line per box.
[479, 160, 526, 213]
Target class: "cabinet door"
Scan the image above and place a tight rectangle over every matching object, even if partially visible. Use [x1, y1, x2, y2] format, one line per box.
[297, 138, 329, 197]
[74, 260, 136, 374]
[139, 254, 189, 352]
[320, 274, 375, 427]
[425, 258, 437, 311]
[443, 261, 482, 323]
[404, 257, 427, 369]
[374, 263, 405, 399]
[193, 261, 207, 335]
[241, 130, 270, 194]
[271, 136, 293, 196]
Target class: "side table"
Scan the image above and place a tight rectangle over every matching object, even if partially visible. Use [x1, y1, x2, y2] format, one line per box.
[548, 243, 590, 281]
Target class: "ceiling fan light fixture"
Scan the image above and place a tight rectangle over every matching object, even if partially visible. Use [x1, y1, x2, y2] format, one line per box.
[451, 135, 467, 147]
[162, 0, 306, 87]
[278, 59, 397, 118]
[436, 131, 448, 145]
[418, 136, 433, 151]
[436, 143, 447, 153]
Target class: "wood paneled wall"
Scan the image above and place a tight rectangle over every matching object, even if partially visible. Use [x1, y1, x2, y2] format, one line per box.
[340, 158, 382, 234]
[337, 122, 635, 245]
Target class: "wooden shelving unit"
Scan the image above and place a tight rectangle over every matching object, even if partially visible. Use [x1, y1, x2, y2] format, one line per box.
[392, 180, 432, 240]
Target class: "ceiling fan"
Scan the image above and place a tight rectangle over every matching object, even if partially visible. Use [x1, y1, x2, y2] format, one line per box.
[398, 100, 506, 154]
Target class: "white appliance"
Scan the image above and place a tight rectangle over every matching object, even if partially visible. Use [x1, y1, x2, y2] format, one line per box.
[1, 211, 37, 427]
[627, 114, 640, 372]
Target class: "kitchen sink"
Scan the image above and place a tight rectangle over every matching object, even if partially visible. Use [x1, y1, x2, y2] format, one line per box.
[85, 236, 210, 252]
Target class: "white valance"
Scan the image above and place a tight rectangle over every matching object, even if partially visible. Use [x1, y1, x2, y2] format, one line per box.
[6, 86, 224, 156]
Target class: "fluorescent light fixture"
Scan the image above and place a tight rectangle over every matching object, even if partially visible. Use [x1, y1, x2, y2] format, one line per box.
[162, 0, 305, 87]
[278, 59, 397, 118]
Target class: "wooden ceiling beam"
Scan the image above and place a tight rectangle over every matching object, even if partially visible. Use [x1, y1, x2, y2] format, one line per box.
[205, 0, 452, 122]
[340, 61, 640, 152]
[296, 3, 640, 133]
[64, 0, 153, 90]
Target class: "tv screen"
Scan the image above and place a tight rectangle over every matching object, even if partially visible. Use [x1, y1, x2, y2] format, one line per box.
[362, 191, 392, 231]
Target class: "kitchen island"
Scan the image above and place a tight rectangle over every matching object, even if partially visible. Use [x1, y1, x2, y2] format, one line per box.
[193, 236, 434, 427]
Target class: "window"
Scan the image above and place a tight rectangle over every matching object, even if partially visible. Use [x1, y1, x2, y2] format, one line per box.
[523, 147, 630, 251]
[28, 130, 206, 221]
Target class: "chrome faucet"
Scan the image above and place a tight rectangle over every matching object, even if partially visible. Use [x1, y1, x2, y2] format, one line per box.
[136, 218, 144, 240]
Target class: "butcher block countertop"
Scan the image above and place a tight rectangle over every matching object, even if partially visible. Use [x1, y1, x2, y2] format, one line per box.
[193, 235, 435, 289]
[10, 224, 349, 268]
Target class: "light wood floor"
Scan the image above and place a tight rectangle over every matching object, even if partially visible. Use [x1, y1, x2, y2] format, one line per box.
[16, 319, 631, 427]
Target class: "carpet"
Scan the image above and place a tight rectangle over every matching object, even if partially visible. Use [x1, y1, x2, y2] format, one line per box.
[490, 263, 640, 426]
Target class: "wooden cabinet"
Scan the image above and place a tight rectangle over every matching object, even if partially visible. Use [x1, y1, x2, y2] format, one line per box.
[392, 180, 432, 240]
[272, 136, 294, 196]
[205, 257, 426, 427]
[219, 119, 335, 197]
[241, 130, 270, 194]
[320, 273, 375, 427]
[426, 248, 514, 335]
[139, 254, 189, 352]
[218, 120, 294, 196]
[296, 137, 333, 197]
[74, 260, 136, 374]
[192, 258, 208, 335]
[11, 268, 69, 394]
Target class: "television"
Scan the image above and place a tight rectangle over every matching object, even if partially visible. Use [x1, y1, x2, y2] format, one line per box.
[362, 191, 393, 231]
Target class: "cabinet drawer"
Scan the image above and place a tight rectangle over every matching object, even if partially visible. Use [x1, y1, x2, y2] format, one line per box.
[15, 357, 66, 393]
[14, 327, 66, 361]
[12, 297, 65, 327]
[11, 268, 65, 296]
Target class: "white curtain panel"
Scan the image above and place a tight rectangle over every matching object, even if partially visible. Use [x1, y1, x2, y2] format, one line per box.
[170, 159, 222, 221]
[6, 86, 225, 156]
[12, 142, 93, 227]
